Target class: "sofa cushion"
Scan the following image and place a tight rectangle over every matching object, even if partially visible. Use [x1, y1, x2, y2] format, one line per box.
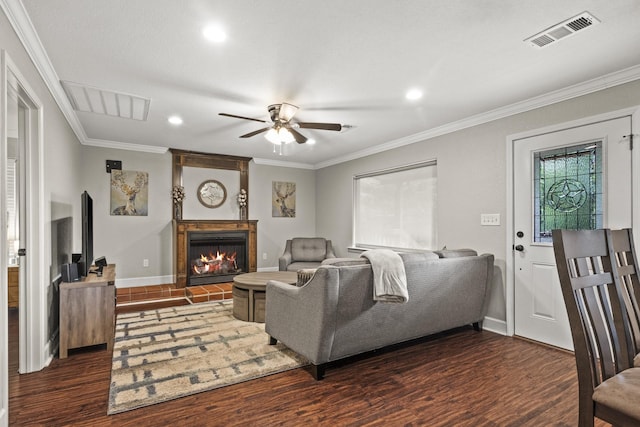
[398, 252, 440, 263]
[321, 257, 370, 267]
[433, 248, 478, 258]
[291, 238, 327, 262]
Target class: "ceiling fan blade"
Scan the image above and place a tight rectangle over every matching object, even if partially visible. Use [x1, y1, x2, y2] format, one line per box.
[288, 128, 308, 144]
[239, 127, 271, 138]
[297, 122, 342, 131]
[219, 113, 268, 123]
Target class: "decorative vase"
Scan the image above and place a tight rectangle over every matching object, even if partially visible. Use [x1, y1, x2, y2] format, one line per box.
[240, 206, 247, 221]
[174, 203, 182, 220]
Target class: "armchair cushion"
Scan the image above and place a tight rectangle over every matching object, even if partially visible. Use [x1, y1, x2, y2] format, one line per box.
[279, 237, 337, 271]
[291, 238, 330, 262]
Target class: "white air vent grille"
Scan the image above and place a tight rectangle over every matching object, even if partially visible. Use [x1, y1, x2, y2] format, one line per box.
[525, 12, 600, 49]
[61, 80, 150, 121]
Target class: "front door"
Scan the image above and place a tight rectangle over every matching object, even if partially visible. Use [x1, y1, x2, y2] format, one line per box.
[513, 116, 632, 350]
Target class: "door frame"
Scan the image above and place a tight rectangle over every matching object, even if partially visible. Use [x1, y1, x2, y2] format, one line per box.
[2, 49, 47, 375]
[505, 106, 640, 337]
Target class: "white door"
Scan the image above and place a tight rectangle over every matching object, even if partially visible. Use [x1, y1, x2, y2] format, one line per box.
[513, 116, 632, 350]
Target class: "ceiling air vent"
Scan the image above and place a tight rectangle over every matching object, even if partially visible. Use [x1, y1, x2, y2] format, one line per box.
[61, 80, 151, 121]
[525, 12, 600, 49]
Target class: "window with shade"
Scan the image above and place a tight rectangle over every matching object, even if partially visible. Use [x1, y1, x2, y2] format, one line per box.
[353, 161, 437, 251]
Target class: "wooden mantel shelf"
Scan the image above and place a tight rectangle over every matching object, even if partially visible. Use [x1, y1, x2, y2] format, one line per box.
[173, 220, 258, 288]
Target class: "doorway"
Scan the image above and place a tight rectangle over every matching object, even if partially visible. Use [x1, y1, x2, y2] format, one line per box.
[507, 109, 636, 349]
[1, 50, 46, 425]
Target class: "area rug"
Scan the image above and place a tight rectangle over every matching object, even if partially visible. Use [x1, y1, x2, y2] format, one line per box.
[108, 300, 308, 414]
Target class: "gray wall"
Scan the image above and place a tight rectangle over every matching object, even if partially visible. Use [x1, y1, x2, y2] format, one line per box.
[74, 151, 318, 282]
[316, 78, 640, 324]
[1, 8, 84, 347]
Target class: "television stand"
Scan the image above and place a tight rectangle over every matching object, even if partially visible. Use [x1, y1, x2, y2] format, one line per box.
[59, 264, 116, 358]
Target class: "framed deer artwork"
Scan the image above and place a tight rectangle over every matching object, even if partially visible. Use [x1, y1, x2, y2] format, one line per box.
[272, 181, 296, 217]
[110, 170, 149, 216]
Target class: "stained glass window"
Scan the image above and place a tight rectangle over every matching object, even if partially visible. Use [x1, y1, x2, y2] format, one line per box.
[533, 141, 602, 242]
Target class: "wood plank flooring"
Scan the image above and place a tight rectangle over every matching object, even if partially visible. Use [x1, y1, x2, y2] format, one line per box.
[8, 307, 610, 426]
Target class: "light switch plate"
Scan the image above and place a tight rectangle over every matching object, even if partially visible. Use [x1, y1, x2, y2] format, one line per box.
[481, 213, 500, 226]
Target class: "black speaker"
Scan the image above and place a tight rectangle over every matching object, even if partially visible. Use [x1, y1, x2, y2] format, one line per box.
[61, 263, 79, 282]
[95, 256, 107, 268]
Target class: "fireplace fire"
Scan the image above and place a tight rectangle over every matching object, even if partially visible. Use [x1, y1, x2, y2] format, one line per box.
[187, 231, 247, 285]
[192, 251, 237, 275]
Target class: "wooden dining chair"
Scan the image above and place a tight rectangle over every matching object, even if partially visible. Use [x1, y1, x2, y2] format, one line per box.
[608, 228, 640, 367]
[552, 229, 640, 427]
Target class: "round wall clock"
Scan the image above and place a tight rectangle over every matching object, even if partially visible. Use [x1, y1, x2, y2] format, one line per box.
[197, 179, 227, 208]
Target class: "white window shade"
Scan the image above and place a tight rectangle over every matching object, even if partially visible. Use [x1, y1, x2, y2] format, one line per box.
[354, 161, 437, 251]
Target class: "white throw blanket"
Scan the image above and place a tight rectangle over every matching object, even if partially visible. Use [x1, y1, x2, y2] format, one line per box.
[361, 249, 408, 303]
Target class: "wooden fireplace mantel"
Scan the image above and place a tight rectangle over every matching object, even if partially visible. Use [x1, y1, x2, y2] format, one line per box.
[174, 220, 258, 288]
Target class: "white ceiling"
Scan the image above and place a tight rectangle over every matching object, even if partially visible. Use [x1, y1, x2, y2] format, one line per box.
[7, 0, 640, 168]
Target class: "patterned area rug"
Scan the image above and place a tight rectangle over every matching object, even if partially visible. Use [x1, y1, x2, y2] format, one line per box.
[108, 300, 308, 414]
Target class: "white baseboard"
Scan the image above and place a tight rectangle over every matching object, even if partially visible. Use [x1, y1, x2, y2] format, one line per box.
[483, 316, 507, 335]
[115, 275, 175, 288]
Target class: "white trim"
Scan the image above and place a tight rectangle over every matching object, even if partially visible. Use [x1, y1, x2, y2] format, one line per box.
[3, 0, 640, 168]
[114, 274, 175, 288]
[0, 0, 87, 143]
[0, 49, 10, 427]
[505, 106, 640, 338]
[482, 316, 507, 336]
[83, 137, 168, 154]
[633, 109, 640, 247]
[314, 65, 640, 169]
[251, 157, 314, 170]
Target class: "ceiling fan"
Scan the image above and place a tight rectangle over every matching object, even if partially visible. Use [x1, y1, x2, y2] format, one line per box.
[219, 103, 342, 144]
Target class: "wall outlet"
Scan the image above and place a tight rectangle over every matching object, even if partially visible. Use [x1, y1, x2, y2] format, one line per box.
[143, 259, 149, 267]
[262, 253, 268, 260]
[480, 213, 501, 226]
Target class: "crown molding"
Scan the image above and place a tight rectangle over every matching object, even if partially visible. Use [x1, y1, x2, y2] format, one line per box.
[83, 137, 168, 154]
[5, 0, 640, 169]
[314, 63, 640, 169]
[1, 0, 88, 142]
[252, 157, 315, 170]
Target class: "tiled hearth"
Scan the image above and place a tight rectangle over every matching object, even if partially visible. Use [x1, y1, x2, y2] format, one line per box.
[116, 283, 233, 312]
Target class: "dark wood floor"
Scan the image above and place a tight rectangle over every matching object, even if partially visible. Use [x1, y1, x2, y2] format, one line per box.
[8, 307, 610, 426]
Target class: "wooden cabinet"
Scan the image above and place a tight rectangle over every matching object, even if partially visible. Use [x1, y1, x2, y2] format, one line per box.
[8, 266, 19, 308]
[59, 264, 116, 358]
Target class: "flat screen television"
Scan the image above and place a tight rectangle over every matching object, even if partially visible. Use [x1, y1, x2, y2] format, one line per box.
[80, 191, 94, 277]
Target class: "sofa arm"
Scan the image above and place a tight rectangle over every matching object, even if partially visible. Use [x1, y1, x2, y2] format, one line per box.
[265, 267, 340, 365]
[325, 240, 337, 259]
[278, 240, 293, 271]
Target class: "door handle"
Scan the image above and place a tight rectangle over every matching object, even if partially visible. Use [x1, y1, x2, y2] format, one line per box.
[514, 245, 524, 252]
[18, 248, 26, 256]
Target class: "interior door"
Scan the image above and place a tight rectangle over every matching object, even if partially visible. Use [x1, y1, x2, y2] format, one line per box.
[513, 116, 632, 350]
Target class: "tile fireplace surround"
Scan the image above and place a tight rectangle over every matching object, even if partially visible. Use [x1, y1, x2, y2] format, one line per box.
[174, 219, 258, 288]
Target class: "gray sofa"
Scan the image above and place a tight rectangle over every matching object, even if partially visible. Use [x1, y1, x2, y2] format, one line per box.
[278, 237, 336, 271]
[266, 249, 495, 379]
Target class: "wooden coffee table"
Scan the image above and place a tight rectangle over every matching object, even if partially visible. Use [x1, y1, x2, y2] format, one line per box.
[232, 271, 297, 322]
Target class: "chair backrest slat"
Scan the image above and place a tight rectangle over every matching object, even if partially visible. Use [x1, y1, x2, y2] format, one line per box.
[553, 229, 632, 395]
[608, 228, 640, 359]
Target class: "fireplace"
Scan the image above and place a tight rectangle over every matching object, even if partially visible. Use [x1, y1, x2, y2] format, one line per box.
[174, 220, 257, 288]
[188, 231, 247, 285]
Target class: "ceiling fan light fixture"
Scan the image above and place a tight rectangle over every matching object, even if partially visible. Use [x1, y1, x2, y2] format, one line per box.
[279, 128, 295, 144]
[265, 128, 281, 144]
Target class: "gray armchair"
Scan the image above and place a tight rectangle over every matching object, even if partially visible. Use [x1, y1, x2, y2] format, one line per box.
[278, 237, 336, 271]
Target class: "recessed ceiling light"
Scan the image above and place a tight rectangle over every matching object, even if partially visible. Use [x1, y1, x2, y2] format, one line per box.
[168, 116, 183, 125]
[306, 138, 316, 145]
[202, 25, 227, 43]
[406, 88, 423, 101]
